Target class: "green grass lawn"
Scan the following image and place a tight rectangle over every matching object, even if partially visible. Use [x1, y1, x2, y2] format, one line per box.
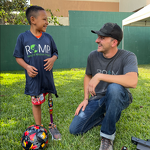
[0, 64, 150, 150]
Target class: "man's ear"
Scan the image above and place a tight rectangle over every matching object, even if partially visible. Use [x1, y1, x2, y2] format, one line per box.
[30, 16, 36, 25]
[112, 39, 118, 47]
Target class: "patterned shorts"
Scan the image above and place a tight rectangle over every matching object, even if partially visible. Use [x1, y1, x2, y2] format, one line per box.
[31, 93, 48, 105]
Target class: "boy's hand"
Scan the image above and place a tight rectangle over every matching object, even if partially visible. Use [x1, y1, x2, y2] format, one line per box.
[75, 99, 88, 116]
[44, 58, 54, 71]
[26, 65, 38, 78]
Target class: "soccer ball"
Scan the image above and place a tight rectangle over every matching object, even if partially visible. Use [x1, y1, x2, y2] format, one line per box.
[21, 125, 48, 150]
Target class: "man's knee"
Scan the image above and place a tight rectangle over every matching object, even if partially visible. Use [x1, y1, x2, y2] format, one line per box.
[69, 123, 79, 135]
[107, 83, 123, 95]
[69, 124, 75, 134]
[69, 114, 84, 135]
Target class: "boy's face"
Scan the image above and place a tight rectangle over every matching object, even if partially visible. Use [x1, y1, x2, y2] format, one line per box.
[33, 10, 48, 32]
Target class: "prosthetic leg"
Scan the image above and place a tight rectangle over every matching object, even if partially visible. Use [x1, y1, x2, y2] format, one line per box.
[48, 93, 53, 123]
[48, 93, 61, 140]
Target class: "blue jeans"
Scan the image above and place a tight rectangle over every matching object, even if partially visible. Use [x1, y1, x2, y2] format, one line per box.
[69, 83, 130, 141]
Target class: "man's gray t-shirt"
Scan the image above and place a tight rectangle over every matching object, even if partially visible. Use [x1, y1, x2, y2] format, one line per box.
[86, 49, 138, 101]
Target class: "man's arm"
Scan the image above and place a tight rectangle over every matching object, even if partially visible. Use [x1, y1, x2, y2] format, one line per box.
[16, 57, 38, 78]
[84, 74, 92, 100]
[74, 74, 92, 115]
[88, 72, 138, 96]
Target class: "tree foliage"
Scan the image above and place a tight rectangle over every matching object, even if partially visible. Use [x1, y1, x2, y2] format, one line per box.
[46, 9, 63, 26]
[0, 0, 63, 25]
[0, 0, 29, 24]
[0, 0, 28, 11]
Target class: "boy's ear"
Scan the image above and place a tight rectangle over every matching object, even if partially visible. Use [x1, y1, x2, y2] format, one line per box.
[30, 16, 36, 24]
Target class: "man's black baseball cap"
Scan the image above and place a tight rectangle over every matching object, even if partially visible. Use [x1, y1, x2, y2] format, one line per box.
[91, 22, 123, 42]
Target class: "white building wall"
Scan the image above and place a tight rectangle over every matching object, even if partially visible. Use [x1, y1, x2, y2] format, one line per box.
[119, 0, 150, 12]
[147, 0, 150, 5]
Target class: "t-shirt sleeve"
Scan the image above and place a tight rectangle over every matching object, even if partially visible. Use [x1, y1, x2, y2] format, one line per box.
[123, 52, 138, 74]
[13, 34, 24, 58]
[85, 54, 92, 75]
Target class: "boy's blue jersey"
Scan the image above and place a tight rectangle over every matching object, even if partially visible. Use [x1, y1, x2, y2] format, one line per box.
[13, 30, 58, 96]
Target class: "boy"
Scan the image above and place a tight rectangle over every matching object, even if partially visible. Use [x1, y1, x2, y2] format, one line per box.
[13, 5, 61, 140]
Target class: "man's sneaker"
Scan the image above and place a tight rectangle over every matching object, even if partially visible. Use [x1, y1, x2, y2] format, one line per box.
[99, 137, 113, 150]
[48, 122, 61, 140]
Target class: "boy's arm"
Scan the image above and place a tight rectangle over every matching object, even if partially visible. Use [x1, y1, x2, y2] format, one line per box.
[44, 55, 57, 71]
[16, 57, 38, 78]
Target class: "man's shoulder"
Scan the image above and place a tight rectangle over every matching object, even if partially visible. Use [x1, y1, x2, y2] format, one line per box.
[118, 49, 137, 59]
[118, 49, 135, 55]
[117, 49, 137, 64]
[89, 50, 99, 56]
[88, 50, 103, 61]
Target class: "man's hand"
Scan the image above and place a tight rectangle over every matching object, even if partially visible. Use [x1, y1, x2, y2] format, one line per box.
[44, 58, 55, 71]
[88, 73, 100, 96]
[26, 65, 38, 78]
[75, 99, 88, 116]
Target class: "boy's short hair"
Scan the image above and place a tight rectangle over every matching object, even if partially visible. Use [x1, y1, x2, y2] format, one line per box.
[26, 5, 45, 25]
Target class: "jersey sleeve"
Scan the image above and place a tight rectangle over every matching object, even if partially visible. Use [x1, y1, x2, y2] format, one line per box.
[50, 37, 58, 58]
[13, 34, 24, 58]
[123, 52, 138, 74]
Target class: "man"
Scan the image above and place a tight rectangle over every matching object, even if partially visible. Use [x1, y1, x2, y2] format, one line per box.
[69, 22, 138, 150]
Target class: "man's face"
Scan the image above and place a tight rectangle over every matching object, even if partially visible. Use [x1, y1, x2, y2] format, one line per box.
[34, 10, 48, 32]
[95, 35, 114, 53]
